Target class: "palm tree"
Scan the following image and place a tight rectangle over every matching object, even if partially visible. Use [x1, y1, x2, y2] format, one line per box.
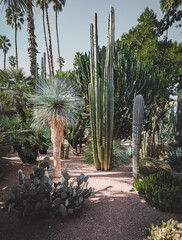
[5, 5, 24, 70]
[0, 68, 34, 127]
[30, 77, 83, 177]
[26, 2, 38, 78]
[8, 55, 16, 68]
[0, 0, 30, 12]
[36, 0, 51, 77]
[0, 35, 11, 70]
[1, 0, 38, 77]
[51, 0, 66, 72]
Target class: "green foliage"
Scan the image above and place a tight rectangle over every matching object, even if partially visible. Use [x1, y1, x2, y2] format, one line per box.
[8, 55, 16, 68]
[83, 141, 131, 167]
[134, 173, 182, 213]
[139, 157, 171, 177]
[4, 160, 93, 219]
[145, 219, 182, 240]
[165, 148, 182, 172]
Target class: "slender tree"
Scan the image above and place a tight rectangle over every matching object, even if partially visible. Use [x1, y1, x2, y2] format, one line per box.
[0, 35, 11, 70]
[5, 5, 24, 70]
[26, 2, 38, 78]
[1, 0, 38, 77]
[50, 0, 66, 72]
[36, 0, 51, 77]
[44, 0, 54, 76]
[30, 77, 83, 177]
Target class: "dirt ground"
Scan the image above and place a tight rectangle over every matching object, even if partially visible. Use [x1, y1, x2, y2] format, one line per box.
[0, 149, 182, 240]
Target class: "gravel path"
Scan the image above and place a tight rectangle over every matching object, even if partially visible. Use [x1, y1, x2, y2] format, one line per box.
[0, 151, 182, 240]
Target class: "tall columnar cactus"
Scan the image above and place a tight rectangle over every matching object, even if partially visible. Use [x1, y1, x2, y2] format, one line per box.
[176, 89, 182, 147]
[89, 7, 115, 170]
[41, 52, 46, 80]
[132, 95, 144, 180]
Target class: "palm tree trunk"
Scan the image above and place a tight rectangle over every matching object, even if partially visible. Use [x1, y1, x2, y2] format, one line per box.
[42, 3, 51, 77]
[4, 52, 6, 71]
[27, 6, 38, 78]
[55, 10, 61, 72]
[51, 120, 64, 178]
[44, 0, 54, 77]
[15, 26, 18, 70]
[165, 29, 168, 41]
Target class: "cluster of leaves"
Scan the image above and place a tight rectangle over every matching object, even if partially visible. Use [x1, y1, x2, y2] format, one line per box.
[165, 148, 182, 172]
[134, 173, 182, 213]
[145, 219, 182, 240]
[83, 140, 131, 167]
[4, 158, 93, 220]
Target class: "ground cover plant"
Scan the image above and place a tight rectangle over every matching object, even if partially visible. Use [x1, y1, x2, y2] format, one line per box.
[134, 173, 182, 213]
[145, 219, 182, 240]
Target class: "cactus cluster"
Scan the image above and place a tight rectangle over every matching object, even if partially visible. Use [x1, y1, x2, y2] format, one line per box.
[89, 7, 115, 170]
[141, 118, 166, 159]
[4, 158, 93, 219]
[176, 89, 182, 147]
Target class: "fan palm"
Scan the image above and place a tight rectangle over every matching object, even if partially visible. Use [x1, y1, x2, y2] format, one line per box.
[5, 5, 24, 70]
[50, 0, 66, 72]
[0, 68, 34, 127]
[0, 35, 11, 70]
[30, 77, 83, 177]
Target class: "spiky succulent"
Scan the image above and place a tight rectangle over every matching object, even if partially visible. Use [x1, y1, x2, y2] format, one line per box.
[30, 77, 83, 129]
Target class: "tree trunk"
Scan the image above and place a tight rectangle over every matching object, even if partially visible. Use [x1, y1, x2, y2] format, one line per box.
[4, 52, 6, 71]
[44, 0, 54, 77]
[51, 120, 64, 178]
[27, 6, 38, 78]
[42, 1, 51, 77]
[55, 10, 61, 72]
[15, 26, 18, 70]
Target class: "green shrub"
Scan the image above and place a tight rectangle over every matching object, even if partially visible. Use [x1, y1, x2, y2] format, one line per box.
[134, 173, 182, 213]
[83, 140, 131, 167]
[165, 148, 182, 172]
[145, 219, 182, 240]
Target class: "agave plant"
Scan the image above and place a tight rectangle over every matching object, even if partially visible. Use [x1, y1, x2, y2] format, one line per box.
[30, 77, 83, 177]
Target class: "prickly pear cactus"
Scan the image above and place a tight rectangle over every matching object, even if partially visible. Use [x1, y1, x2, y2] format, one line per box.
[50, 164, 93, 217]
[4, 162, 93, 219]
[132, 95, 144, 180]
[4, 157, 52, 219]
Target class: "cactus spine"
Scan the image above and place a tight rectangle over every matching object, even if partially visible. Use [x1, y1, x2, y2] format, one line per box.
[132, 95, 144, 180]
[89, 7, 115, 170]
[176, 89, 182, 147]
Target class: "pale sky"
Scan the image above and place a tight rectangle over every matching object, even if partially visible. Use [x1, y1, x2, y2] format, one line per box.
[0, 0, 181, 75]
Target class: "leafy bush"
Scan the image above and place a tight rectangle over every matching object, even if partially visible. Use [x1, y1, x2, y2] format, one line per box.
[83, 140, 131, 167]
[134, 173, 182, 213]
[4, 158, 93, 220]
[165, 148, 182, 172]
[145, 219, 182, 240]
